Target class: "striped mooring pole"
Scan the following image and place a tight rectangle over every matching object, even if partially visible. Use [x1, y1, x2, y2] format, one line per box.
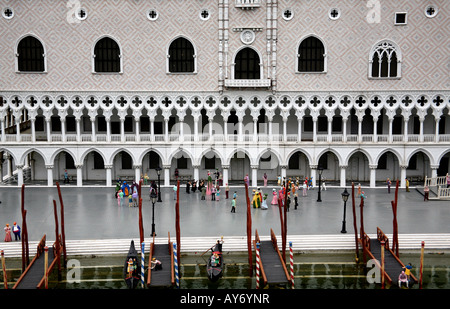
[173, 242, 180, 288]
[141, 242, 145, 288]
[255, 242, 260, 289]
[289, 241, 294, 289]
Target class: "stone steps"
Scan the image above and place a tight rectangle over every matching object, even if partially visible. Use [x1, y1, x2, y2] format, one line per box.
[1, 234, 448, 258]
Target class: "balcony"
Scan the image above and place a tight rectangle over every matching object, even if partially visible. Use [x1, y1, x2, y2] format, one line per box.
[235, 0, 261, 10]
[4, 133, 450, 145]
[224, 78, 271, 88]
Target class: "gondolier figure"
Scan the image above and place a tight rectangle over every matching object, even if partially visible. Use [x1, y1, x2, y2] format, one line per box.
[127, 258, 136, 278]
[151, 257, 162, 270]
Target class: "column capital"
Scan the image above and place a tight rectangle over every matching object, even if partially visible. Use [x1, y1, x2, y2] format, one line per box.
[222, 165, 230, 169]
[45, 165, 54, 169]
[339, 165, 348, 169]
[133, 165, 142, 169]
[309, 165, 318, 169]
[369, 164, 378, 169]
[76, 164, 83, 169]
[104, 165, 113, 169]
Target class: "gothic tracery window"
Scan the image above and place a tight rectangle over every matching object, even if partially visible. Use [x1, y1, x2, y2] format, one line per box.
[370, 40, 401, 78]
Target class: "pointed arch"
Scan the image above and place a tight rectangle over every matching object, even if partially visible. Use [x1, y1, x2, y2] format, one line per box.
[369, 39, 402, 78]
[167, 36, 196, 73]
[15, 34, 46, 72]
[92, 35, 122, 73]
[232, 46, 263, 80]
[296, 34, 327, 73]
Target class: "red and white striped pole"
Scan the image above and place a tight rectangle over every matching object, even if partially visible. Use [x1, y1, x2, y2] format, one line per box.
[256, 242, 260, 289]
[289, 241, 294, 289]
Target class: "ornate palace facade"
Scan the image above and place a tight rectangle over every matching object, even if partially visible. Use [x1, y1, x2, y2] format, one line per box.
[0, 0, 449, 187]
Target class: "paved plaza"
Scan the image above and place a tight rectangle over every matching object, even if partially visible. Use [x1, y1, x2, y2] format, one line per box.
[0, 183, 449, 243]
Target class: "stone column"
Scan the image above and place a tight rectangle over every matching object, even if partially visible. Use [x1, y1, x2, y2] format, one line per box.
[134, 165, 142, 183]
[164, 119, 169, 142]
[120, 118, 125, 143]
[16, 164, 24, 187]
[193, 165, 200, 182]
[76, 164, 83, 187]
[400, 165, 407, 187]
[358, 118, 363, 143]
[222, 165, 229, 186]
[388, 118, 393, 143]
[105, 165, 112, 187]
[106, 118, 111, 142]
[404, 118, 409, 142]
[76, 118, 81, 142]
[91, 118, 96, 142]
[373, 119, 378, 143]
[339, 165, 347, 187]
[310, 165, 317, 187]
[251, 165, 258, 187]
[280, 165, 287, 182]
[46, 118, 51, 142]
[164, 165, 170, 186]
[342, 118, 348, 142]
[312, 118, 317, 142]
[15, 118, 21, 142]
[435, 118, 440, 143]
[369, 164, 377, 188]
[419, 117, 424, 142]
[46, 165, 53, 187]
[135, 118, 141, 142]
[61, 118, 66, 142]
[430, 165, 439, 179]
[0, 118, 5, 142]
[297, 118, 302, 142]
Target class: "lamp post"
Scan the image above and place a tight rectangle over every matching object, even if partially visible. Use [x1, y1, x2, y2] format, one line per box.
[317, 165, 323, 202]
[341, 188, 349, 233]
[150, 189, 157, 236]
[155, 166, 162, 202]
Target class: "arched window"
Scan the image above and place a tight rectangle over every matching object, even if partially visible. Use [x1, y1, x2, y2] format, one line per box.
[234, 47, 260, 79]
[93, 37, 121, 73]
[297, 36, 325, 72]
[17, 36, 45, 72]
[168, 37, 195, 73]
[370, 40, 401, 78]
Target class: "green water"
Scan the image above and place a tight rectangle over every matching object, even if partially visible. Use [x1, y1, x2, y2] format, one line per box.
[3, 252, 449, 289]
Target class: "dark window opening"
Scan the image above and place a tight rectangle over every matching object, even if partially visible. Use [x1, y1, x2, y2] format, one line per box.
[94, 37, 121, 73]
[65, 153, 75, 169]
[235, 48, 260, 79]
[93, 152, 105, 169]
[298, 37, 325, 72]
[168, 37, 194, 73]
[17, 36, 45, 72]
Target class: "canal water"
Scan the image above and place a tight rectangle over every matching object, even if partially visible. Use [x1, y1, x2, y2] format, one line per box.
[3, 252, 449, 289]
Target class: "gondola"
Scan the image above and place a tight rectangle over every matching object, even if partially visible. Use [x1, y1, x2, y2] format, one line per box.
[123, 240, 140, 289]
[206, 242, 224, 282]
